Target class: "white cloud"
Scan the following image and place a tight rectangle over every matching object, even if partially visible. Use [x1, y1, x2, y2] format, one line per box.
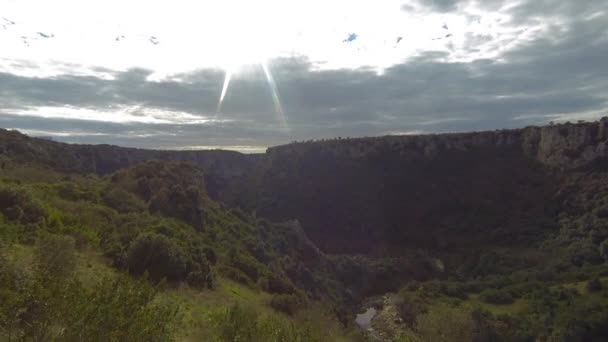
[2, 105, 221, 125]
[0, 0, 553, 77]
[0, 0, 607, 149]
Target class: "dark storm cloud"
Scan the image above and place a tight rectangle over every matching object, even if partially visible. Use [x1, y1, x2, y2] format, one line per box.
[1, 0, 607, 149]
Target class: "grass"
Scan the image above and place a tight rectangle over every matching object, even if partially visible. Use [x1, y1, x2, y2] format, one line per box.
[64, 246, 356, 341]
[556, 276, 608, 294]
[467, 293, 528, 315]
[74, 248, 116, 288]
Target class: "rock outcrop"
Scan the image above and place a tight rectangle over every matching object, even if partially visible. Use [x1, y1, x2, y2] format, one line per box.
[2, 119, 607, 254]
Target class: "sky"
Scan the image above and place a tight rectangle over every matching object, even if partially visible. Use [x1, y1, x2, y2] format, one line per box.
[0, 0, 607, 152]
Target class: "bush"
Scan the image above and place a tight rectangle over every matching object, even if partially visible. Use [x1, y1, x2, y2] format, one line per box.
[126, 232, 187, 281]
[217, 265, 255, 287]
[102, 188, 145, 213]
[35, 233, 76, 279]
[0, 184, 46, 224]
[269, 294, 302, 315]
[440, 282, 469, 300]
[415, 304, 474, 342]
[203, 246, 218, 265]
[62, 276, 179, 341]
[395, 290, 427, 327]
[266, 274, 296, 294]
[1, 242, 178, 341]
[479, 288, 515, 305]
[227, 248, 266, 282]
[587, 278, 603, 292]
[600, 239, 608, 261]
[55, 182, 98, 202]
[149, 185, 205, 231]
[596, 205, 608, 218]
[210, 304, 320, 342]
[186, 261, 215, 289]
[568, 240, 603, 266]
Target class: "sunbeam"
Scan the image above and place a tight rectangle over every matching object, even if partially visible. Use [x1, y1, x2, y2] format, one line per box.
[262, 62, 289, 132]
[216, 69, 233, 113]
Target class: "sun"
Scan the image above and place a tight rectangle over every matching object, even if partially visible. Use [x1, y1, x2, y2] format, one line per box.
[211, 4, 288, 131]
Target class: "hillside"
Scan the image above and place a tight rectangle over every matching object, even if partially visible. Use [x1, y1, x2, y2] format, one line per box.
[1, 120, 608, 340]
[3, 120, 608, 254]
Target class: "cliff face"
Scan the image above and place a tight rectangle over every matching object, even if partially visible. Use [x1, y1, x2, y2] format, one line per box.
[265, 119, 608, 170]
[254, 120, 608, 253]
[522, 119, 608, 168]
[1, 119, 607, 254]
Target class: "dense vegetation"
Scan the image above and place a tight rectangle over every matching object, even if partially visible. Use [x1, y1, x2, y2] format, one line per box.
[0, 157, 361, 340]
[1, 120, 608, 341]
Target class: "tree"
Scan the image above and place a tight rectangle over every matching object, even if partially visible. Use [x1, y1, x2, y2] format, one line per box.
[126, 232, 187, 281]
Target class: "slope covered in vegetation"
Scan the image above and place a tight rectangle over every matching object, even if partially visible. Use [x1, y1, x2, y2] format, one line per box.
[0, 158, 363, 340]
[1, 119, 608, 341]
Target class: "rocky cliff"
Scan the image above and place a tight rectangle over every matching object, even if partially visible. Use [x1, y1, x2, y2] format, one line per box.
[2, 119, 607, 254]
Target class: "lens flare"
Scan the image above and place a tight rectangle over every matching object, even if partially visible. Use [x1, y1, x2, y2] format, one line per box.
[214, 62, 289, 133]
[216, 69, 233, 113]
[262, 62, 289, 132]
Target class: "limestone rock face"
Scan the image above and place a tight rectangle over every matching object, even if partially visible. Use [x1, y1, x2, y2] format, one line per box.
[522, 119, 608, 168]
[2, 119, 608, 254]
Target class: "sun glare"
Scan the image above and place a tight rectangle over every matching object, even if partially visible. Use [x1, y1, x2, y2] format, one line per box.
[211, 1, 290, 132]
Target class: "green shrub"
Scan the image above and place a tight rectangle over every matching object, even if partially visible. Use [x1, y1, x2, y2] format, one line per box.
[149, 185, 205, 231]
[126, 232, 188, 281]
[567, 240, 603, 266]
[0, 184, 46, 224]
[102, 187, 145, 213]
[55, 182, 98, 202]
[266, 274, 296, 294]
[210, 304, 320, 342]
[217, 265, 255, 287]
[600, 239, 608, 261]
[415, 304, 474, 342]
[269, 293, 302, 315]
[587, 278, 603, 292]
[0, 242, 25, 336]
[1, 242, 178, 341]
[62, 276, 178, 341]
[186, 261, 215, 289]
[440, 282, 468, 300]
[227, 248, 266, 281]
[595, 205, 608, 218]
[395, 290, 427, 327]
[203, 246, 218, 265]
[35, 233, 76, 279]
[479, 288, 515, 305]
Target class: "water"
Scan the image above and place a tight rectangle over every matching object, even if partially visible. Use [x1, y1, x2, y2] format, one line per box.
[355, 307, 377, 329]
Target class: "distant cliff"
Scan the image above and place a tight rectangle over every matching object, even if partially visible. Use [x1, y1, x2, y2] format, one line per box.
[268, 118, 608, 170]
[2, 119, 607, 254]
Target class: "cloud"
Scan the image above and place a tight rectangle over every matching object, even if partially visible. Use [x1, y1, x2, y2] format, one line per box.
[0, 0, 607, 150]
[415, 0, 461, 12]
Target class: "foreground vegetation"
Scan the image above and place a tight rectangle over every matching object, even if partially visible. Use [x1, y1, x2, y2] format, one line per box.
[0, 159, 360, 341]
[2, 124, 608, 341]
